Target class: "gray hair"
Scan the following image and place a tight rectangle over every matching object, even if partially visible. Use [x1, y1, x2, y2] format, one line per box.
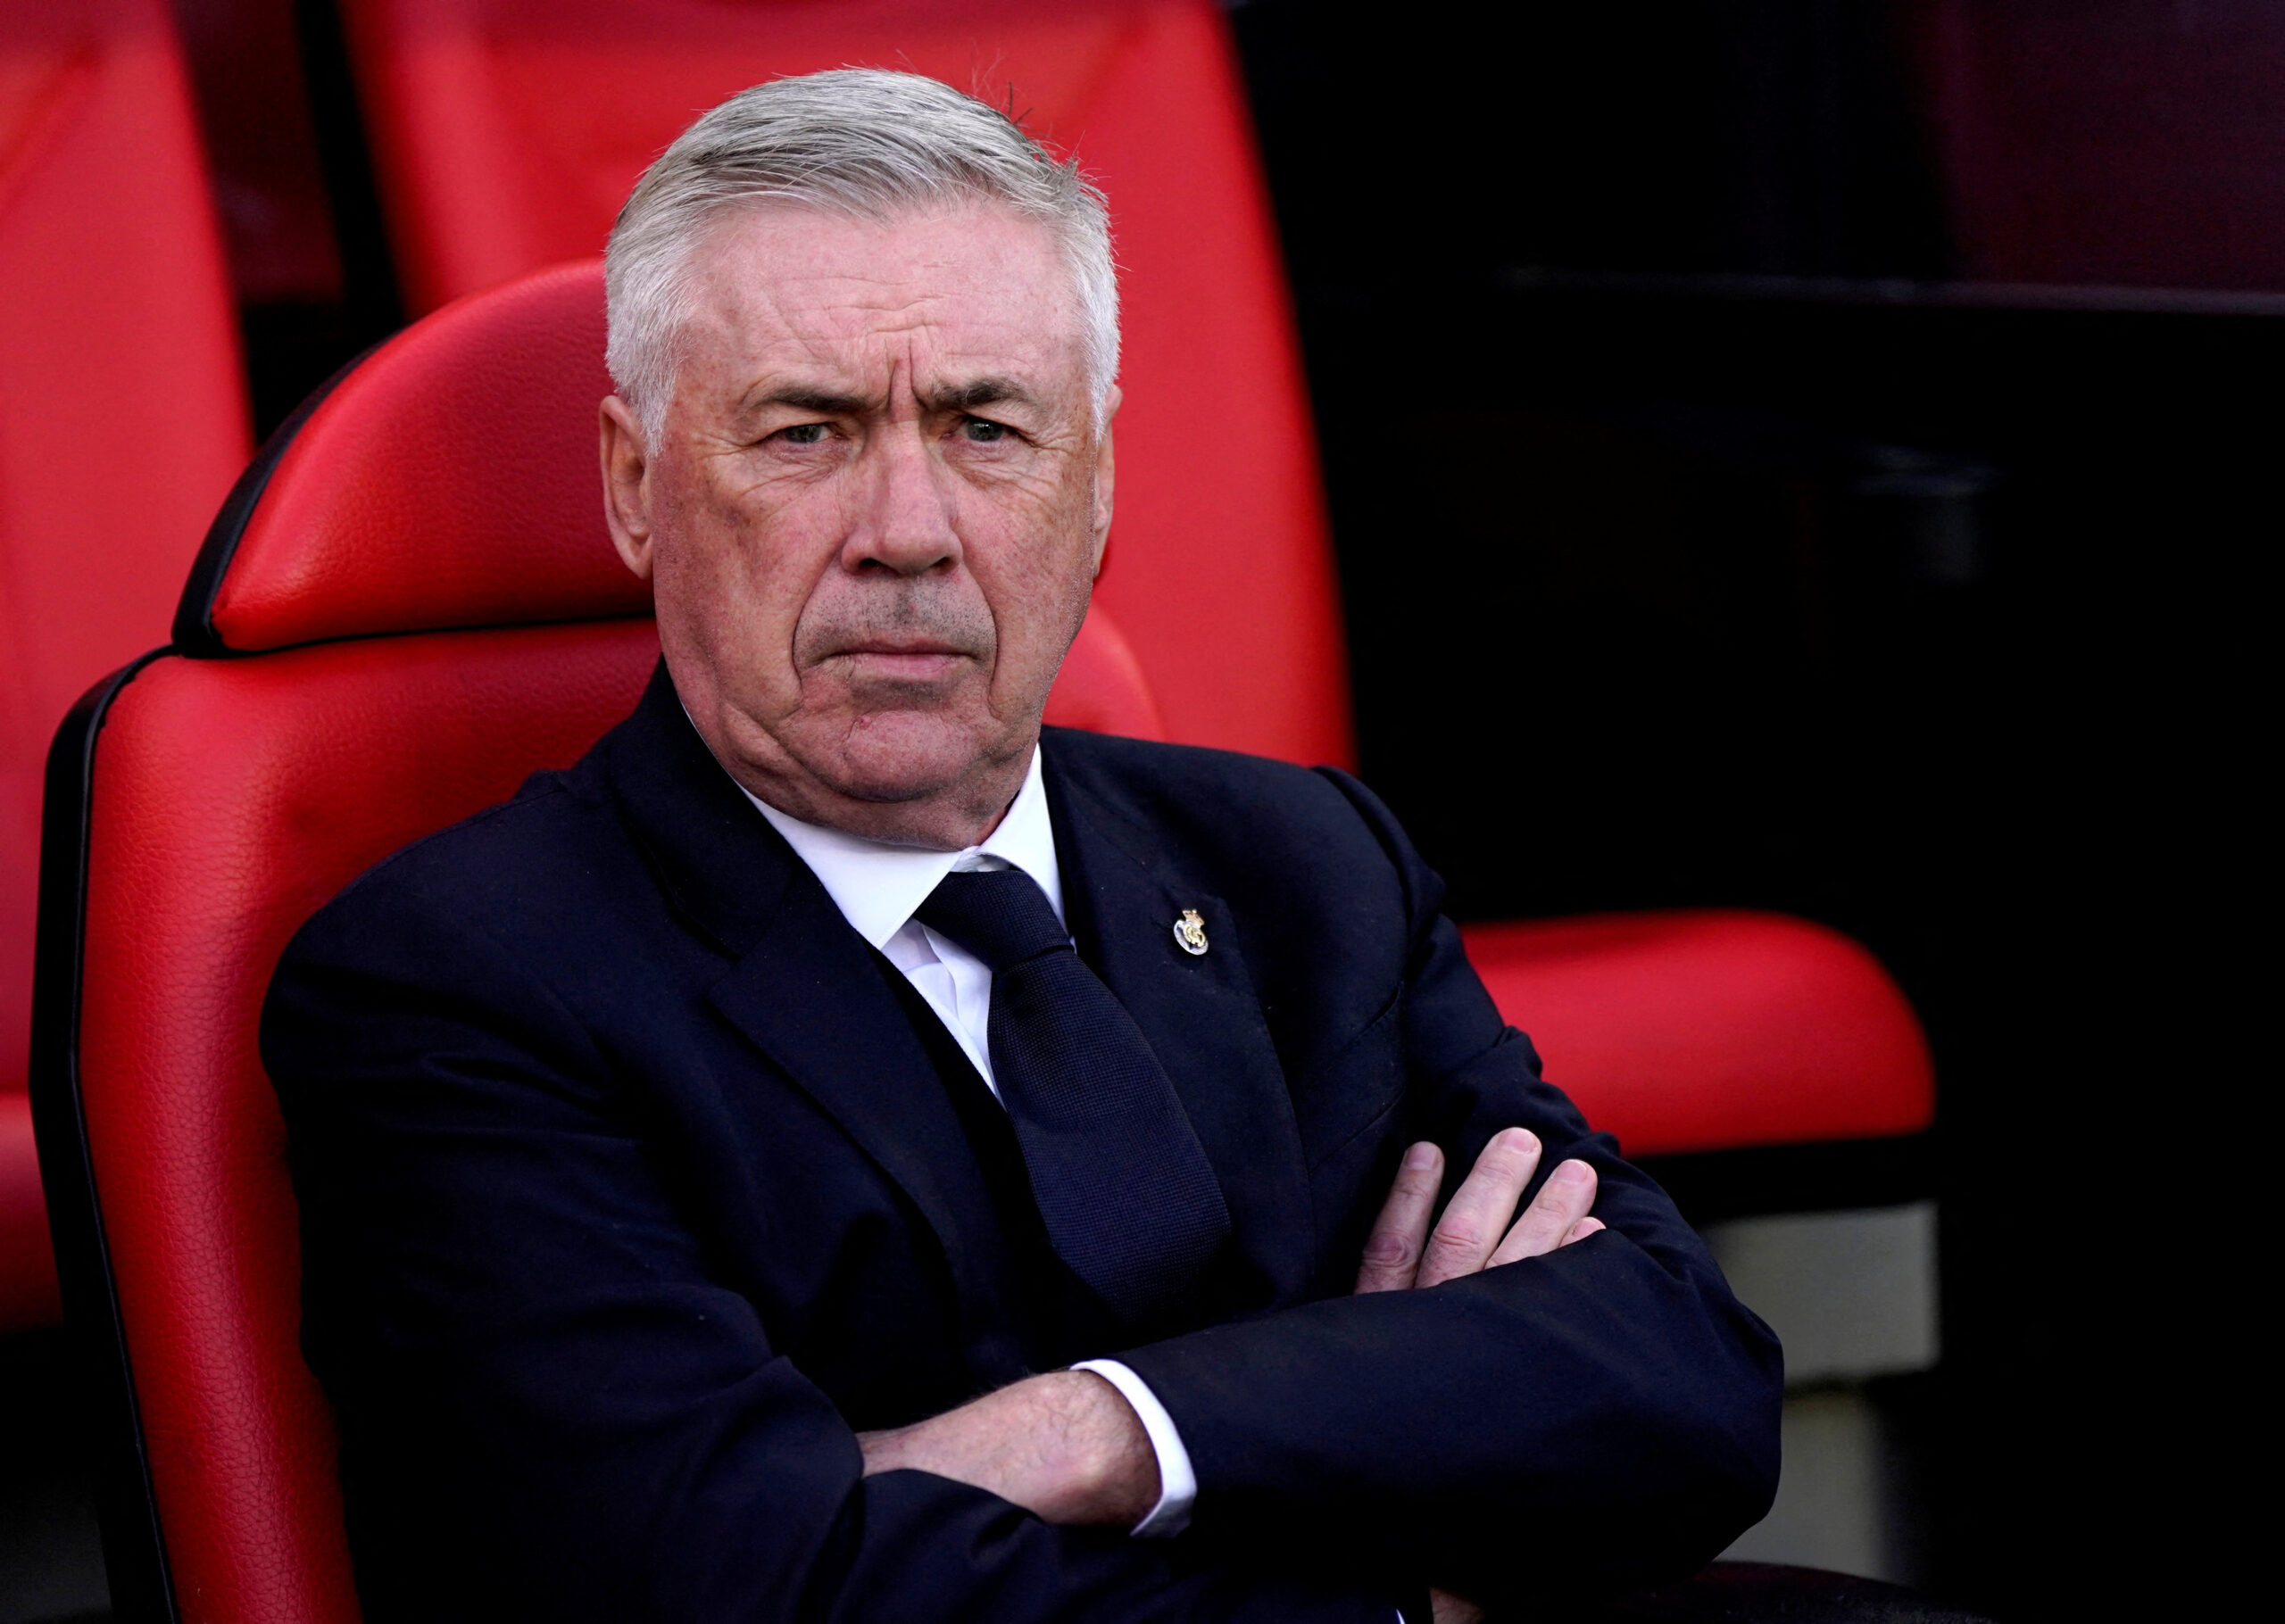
[605, 69, 1119, 439]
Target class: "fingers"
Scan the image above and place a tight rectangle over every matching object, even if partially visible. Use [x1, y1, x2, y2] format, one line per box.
[1415, 1127, 1544, 1289]
[1355, 1141, 1445, 1293]
[1487, 1158, 1600, 1268]
[1359, 1137, 1608, 1295]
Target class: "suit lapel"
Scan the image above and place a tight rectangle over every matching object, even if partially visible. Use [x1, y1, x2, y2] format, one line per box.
[1044, 744, 1317, 1310]
[602, 666, 1020, 1378]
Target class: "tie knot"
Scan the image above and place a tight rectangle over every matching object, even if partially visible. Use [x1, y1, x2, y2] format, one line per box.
[914, 868, 1069, 973]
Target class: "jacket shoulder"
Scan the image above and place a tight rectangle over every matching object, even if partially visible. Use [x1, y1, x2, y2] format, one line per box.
[1040, 727, 1353, 822]
[293, 750, 627, 950]
[1041, 727, 1429, 910]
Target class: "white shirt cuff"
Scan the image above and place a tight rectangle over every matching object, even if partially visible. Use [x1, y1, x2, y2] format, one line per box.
[1070, 1358, 1195, 1537]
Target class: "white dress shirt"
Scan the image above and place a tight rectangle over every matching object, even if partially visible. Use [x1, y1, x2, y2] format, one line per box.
[739, 746, 1196, 1537]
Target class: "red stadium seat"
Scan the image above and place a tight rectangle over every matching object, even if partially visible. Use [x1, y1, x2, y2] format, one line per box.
[336, 0, 1350, 771]
[1, 0, 251, 1331]
[29, 262, 1167, 1623]
[1461, 914, 1931, 1158]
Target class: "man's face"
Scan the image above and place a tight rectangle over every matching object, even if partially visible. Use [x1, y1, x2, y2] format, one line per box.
[601, 203, 1115, 846]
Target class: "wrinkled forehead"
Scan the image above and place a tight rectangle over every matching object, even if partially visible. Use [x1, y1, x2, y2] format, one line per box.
[675, 201, 1091, 401]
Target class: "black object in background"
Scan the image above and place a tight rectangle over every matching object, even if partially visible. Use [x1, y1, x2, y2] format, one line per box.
[1230, 4, 2264, 1620]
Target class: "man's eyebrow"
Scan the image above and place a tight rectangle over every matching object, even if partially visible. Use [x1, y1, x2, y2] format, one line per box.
[740, 379, 1045, 416]
[926, 377, 1043, 414]
[744, 385, 873, 417]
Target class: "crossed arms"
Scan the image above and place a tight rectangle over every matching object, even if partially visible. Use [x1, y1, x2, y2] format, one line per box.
[863, 1129, 1610, 1621]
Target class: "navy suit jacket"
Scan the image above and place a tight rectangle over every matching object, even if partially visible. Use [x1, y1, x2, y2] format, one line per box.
[262, 663, 1782, 1623]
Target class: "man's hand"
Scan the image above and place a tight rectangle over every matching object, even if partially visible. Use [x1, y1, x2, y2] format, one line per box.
[858, 1133, 1599, 1547]
[857, 1369, 1159, 1527]
[1356, 1129, 1602, 1295]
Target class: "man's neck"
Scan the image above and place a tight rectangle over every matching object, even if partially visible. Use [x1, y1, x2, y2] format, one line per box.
[681, 700, 1034, 849]
[740, 744, 1064, 950]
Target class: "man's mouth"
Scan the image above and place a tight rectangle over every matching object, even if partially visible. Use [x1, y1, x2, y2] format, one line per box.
[829, 641, 972, 681]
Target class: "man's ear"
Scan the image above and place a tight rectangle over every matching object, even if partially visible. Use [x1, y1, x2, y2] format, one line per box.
[601, 394, 658, 580]
[1088, 385, 1120, 577]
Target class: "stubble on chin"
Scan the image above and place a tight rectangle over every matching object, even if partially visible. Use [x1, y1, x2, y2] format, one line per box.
[748, 670, 1035, 843]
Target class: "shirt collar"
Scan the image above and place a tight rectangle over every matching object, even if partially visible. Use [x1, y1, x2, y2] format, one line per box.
[737, 745, 1064, 949]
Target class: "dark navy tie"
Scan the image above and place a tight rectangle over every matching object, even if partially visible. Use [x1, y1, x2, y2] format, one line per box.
[916, 867, 1232, 1324]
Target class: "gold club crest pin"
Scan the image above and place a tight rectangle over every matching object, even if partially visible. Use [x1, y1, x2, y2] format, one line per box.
[1173, 908, 1209, 957]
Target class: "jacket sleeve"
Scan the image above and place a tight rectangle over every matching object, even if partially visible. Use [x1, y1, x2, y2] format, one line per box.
[263, 874, 1406, 1624]
[1111, 769, 1784, 1608]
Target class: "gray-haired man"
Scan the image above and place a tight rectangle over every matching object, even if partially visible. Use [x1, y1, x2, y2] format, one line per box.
[266, 70, 1781, 1624]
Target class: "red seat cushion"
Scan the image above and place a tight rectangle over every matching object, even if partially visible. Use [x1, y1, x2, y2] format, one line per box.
[1462, 911, 1936, 1157]
[338, 0, 1351, 767]
[2, 0, 250, 1329]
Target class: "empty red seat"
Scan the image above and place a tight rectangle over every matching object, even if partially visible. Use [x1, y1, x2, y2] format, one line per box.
[1, 0, 250, 1331]
[1462, 913, 1932, 1157]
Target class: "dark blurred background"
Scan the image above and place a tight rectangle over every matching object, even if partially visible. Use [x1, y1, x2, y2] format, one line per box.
[1219, 4, 2265, 1618]
[9, 3, 2265, 1620]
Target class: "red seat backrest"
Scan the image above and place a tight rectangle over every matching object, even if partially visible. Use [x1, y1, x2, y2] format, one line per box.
[38, 261, 1169, 1624]
[337, 0, 1350, 768]
[1, 0, 249, 1330]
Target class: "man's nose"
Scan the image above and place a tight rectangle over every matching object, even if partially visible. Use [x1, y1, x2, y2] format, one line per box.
[840, 420, 961, 576]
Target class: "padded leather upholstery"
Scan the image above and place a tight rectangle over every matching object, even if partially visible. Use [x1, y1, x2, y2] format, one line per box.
[81, 625, 656, 1624]
[1460, 913, 1933, 1158]
[337, 0, 1352, 767]
[2, 0, 250, 1329]
[194, 262, 643, 651]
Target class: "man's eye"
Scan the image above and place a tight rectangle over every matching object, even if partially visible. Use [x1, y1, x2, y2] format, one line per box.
[778, 422, 829, 445]
[961, 417, 1009, 443]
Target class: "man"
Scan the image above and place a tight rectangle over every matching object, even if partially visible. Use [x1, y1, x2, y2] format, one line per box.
[264, 70, 1780, 1624]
